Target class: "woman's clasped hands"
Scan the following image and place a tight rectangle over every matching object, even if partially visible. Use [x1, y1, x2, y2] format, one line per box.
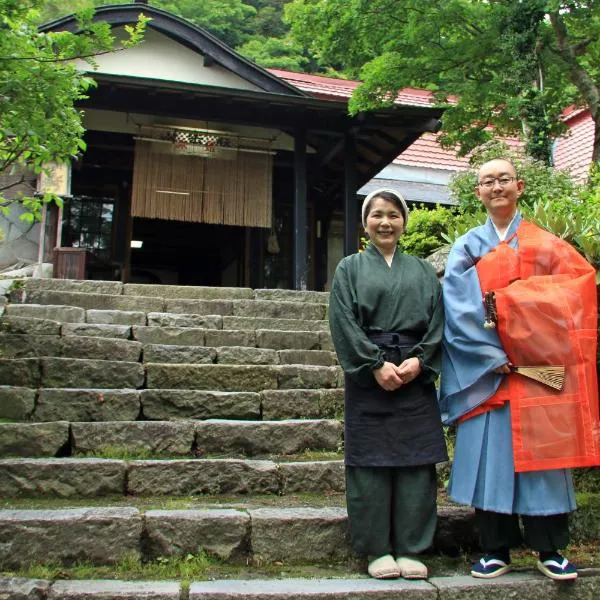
[374, 357, 421, 391]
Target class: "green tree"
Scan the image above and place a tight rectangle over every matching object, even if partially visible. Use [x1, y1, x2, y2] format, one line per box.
[0, 0, 146, 228]
[285, 0, 600, 167]
[237, 35, 308, 70]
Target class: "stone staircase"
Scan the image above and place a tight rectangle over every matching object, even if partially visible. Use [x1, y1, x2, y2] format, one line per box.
[1, 278, 599, 599]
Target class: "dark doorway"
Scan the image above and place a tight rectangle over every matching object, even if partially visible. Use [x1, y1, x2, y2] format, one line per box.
[129, 218, 249, 286]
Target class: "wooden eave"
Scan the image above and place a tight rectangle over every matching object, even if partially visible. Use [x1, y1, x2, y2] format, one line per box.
[81, 74, 442, 192]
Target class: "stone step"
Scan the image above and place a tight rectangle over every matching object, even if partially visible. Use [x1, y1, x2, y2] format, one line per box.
[145, 364, 341, 391]
[0, 333, 336, 366]
[20, 278, 330, 303]
[0, 387, 343, 422]
[0, 334, 142, 362]
[0, 419, 342, 458]
[22, 278, 124, 295]
[0, 457, 345, 497]
[0, 358, 341, 391]
[10, 292, 327, 321]
[4, 304, 86, 323]
[0, 315, 62, 335]
[3, 573, 600, 600]
[0, 358, 145, 389]
[123, 283, 255, 300]
[0, 505, 476, 569]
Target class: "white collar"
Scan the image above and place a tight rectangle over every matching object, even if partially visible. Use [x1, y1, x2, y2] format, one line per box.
[492, 212, 518, 242]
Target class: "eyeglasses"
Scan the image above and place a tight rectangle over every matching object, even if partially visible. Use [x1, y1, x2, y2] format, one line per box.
[478, 176, 516, 189]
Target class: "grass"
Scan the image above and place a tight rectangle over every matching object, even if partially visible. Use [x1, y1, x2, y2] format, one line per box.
[4, 544, 600, 583]
[0, 491, 347, 511]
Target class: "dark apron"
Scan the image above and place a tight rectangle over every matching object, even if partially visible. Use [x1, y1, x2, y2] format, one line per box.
[344, 332, 448, 467]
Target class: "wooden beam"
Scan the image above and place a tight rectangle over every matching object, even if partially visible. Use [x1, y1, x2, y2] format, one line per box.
[343, 132, 358, 256]
[294, 127, 308, 290]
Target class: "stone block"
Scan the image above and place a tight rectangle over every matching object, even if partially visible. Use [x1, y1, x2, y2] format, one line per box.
[279, 461, 344, 494]
[0, 508, 142, 568]
[0, 335, 141, 362]
[435, 506, 478, 555]
[277, 350, 337, 366]
[86, 309, 147, 325]
[132, 326, 207, 346]
[0, 316, 61, 336]
[254, 289, 330, 303]
[123, 283, 253, 300]
[147, 312, 222, 329]
[0, 458, 126, 497]
[255, 330, 320, 351]
[195, 419, 342, 456]
[144, 509, 250, 561]
[5, 304, 85, 323]
[0, 358, 40, 387]
[276, 366, 340, 390]
[142, 344, 216, 365]
[319, 331, 334, 351]
[260, 390, 321, 420]
[0, 334, 59, 359]
[40, 358, 144, 389]
[0, 422, 69, 457]
[34, 389, 140, 422]
[249, 507, 349, 562]
[432, 572, 600, 600]
[24, 291, 164, 313]
[190, 578, 434, 599]
[232, 300, 325, 321]
[318, 389, 345, 419]
[0, 577, 50, 600]
[71, 421, 195, 456]
[61, 323, 132, 339]
[49, 580, 180, 600]
[24, 278, 123, 295]
[128, 459, 278, 496]
[216, 346, 279, 365]
[0, 386, 36, 420]
[140, 390, 260, 420]
[59, 337, 142, 362]
[165, 299, 233, 316]
[223, 317, 329, 332]
[146, 364, 277, 392]
[204, 330, 256, 348]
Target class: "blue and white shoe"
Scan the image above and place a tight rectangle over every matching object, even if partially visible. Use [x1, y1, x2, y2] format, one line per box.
[536, 554, 577, 581]
[471, 555, 512, 578]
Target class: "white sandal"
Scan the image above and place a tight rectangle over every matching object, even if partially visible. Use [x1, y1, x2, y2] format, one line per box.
[367, 554, 401, 579]
[396, 556, 428, 579]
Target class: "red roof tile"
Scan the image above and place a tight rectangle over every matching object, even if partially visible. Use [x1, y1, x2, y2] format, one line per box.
[267, 69, 437, 106]
[554, 109, 594, 182]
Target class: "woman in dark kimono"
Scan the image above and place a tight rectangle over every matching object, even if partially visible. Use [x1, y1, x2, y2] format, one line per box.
[328, 189, 447, 580]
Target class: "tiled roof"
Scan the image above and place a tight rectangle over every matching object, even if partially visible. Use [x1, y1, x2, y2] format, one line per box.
[553, 109, 594, 182]
[269, 69, 587, 178]
[394, 133, 469, 170]
[267, 69, 437, 107]
[358, 178, 455, 205]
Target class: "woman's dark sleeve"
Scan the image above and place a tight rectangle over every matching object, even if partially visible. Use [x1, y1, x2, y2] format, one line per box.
[328, 259, 385, 387]
[407, 265, 444, 384]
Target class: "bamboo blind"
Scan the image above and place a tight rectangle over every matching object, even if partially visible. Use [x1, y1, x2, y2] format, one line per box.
[131, 140, 272, 227]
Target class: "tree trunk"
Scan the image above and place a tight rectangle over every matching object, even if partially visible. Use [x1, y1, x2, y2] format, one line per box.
[549, 11, 600, 165]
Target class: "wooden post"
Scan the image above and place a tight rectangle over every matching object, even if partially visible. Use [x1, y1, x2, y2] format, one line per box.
[294, 127, 308, 290]
[344, 131, 358, 256]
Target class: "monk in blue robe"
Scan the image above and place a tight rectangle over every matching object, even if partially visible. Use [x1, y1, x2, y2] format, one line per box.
[441, 158, 599, 581]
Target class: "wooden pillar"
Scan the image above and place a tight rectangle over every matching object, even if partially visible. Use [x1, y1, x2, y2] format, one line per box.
[294, 127, 308, 290]
[344, 131, 358, 256]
